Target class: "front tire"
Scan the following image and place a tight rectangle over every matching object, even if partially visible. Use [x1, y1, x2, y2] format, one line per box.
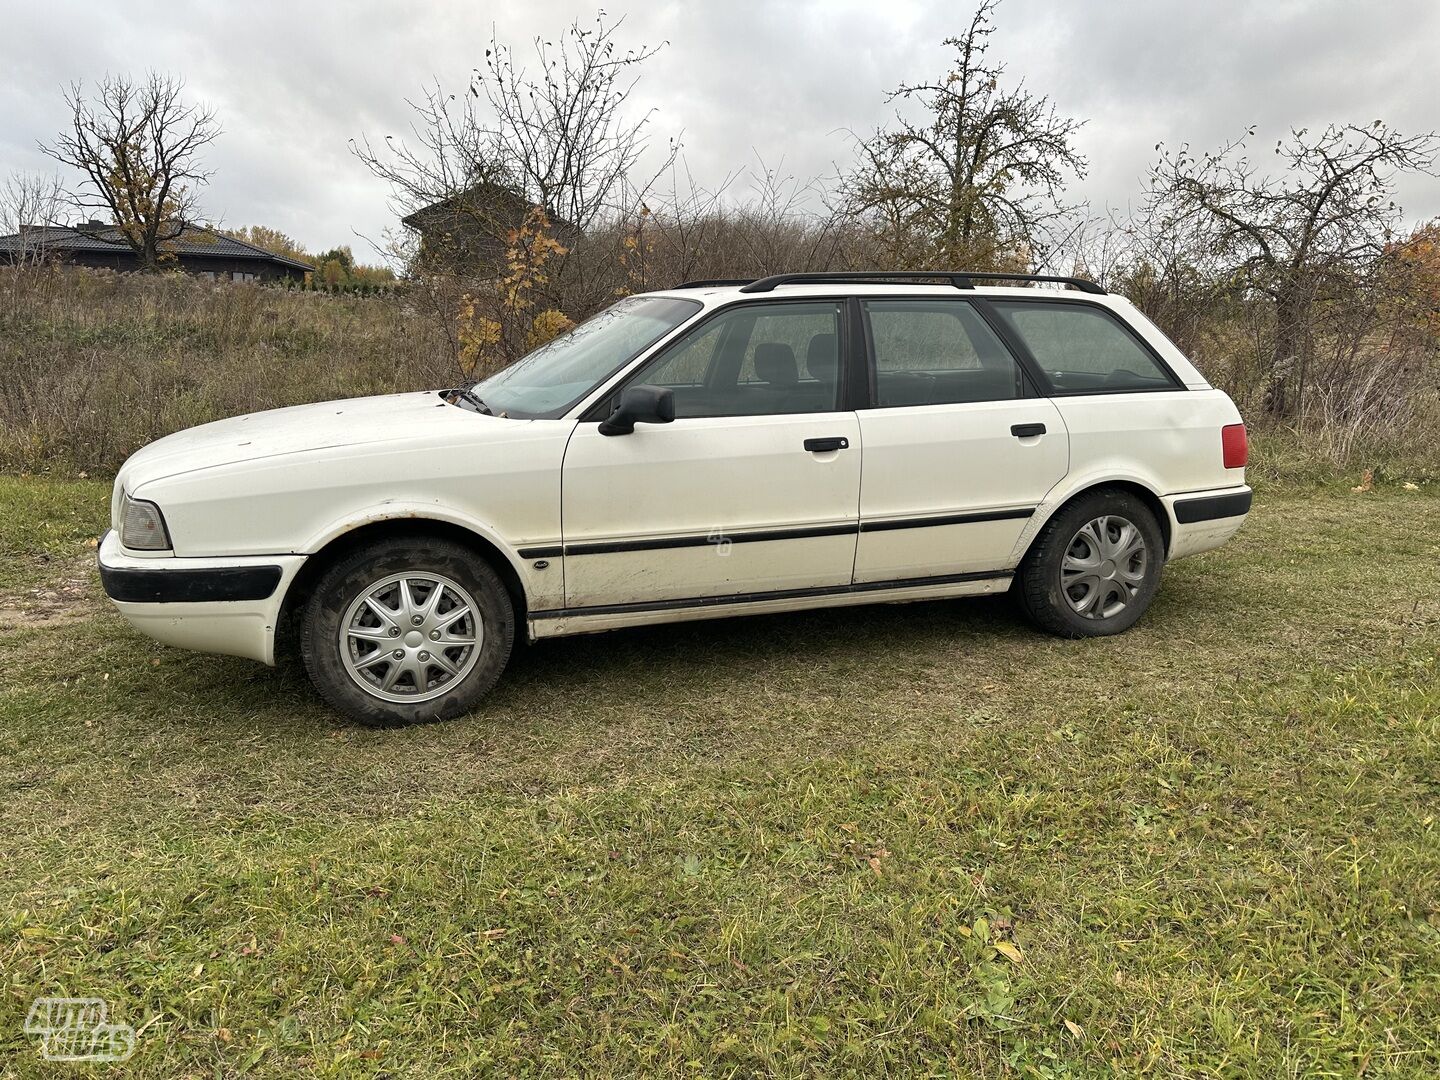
[1016, 489, 1164, 638]
[301, 537, 514, 726]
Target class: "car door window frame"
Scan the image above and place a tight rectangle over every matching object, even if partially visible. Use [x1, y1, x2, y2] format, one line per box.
[579, 296, 865, 421]
[854, 295, 1041, 409]
[976, 296, 1186, 396]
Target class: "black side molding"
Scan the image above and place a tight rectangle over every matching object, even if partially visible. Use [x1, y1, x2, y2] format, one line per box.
[517, 507, 1038, 559]
[99, 560, 283, 604]
[860, 507, 1033, 533]
[1173, 489, 1253, 524]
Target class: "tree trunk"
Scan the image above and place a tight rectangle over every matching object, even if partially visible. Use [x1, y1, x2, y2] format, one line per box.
[1266, 286, 1309, 418]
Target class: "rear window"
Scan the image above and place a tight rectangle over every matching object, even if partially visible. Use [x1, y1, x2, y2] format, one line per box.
[991, 301, 1177, 393]
[864, 299, 1027, 405]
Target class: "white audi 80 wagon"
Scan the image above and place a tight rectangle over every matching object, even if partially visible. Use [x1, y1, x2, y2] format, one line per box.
[99, 271, 1252, 725]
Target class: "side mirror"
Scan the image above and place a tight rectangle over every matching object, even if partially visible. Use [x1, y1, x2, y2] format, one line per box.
[598, 384, 675, 436]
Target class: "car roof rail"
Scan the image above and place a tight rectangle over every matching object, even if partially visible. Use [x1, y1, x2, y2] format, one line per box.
[671, 278, 757, 289]
[733, 270, 1106, 295]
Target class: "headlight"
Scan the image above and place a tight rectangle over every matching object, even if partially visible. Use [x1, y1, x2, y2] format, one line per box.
[119, 493, 172, 551]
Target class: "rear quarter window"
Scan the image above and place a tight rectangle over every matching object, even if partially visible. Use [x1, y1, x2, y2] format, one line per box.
[991, 301, 1178, 393]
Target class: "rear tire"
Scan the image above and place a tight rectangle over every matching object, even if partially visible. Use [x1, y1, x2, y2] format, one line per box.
[301, 537, 514, 726]
[1016, 489, 1164, 638]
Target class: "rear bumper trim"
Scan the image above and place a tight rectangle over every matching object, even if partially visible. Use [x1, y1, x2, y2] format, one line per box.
[1173, 488, 1252, 524]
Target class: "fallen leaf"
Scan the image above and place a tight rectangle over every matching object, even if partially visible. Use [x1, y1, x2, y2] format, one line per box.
[993, 940, 1024, 964]
[1064, 1019, 1084, 1038]
[481, 928, 508, 939]
[1403, 481, 1420, 491]
[866, 847, 891, 876]
[217, 1028, 233, 1044]
[1352, 468, 1374, 493]
[389, 934, 406, 945]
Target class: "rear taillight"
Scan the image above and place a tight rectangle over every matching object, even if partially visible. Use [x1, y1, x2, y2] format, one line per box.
[1222, 423, 1248, 469]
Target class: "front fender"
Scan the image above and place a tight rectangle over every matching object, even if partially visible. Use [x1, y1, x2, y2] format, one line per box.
[298, 499, 558, 611]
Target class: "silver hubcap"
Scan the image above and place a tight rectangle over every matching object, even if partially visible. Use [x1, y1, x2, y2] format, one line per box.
[339, 572, 481, 703]
[1061, 515, 1148, 620]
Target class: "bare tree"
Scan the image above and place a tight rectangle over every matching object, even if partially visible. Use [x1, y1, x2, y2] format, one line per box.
[352, 14, 674, 300]
[1145, 121, 1438, 416]
[842, 0, 1086, 270]
[1, 171, 66, 267]
[40, 73, 219, 272]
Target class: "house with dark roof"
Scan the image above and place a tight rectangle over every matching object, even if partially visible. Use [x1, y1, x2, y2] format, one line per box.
[0, 222, 313, 282]
[401, 183, 576, 271]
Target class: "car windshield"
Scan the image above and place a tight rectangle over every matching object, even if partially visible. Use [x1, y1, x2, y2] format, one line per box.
[470, 295, 702, 419]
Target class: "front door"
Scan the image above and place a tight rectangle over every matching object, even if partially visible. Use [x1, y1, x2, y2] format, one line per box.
[561, 299, 862, 610]
[853, 297, 1069, 583]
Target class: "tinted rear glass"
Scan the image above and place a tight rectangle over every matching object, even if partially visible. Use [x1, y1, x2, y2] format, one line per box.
[991, 301, 1177, 393]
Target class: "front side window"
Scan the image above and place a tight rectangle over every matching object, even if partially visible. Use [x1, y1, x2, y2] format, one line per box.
[472, 295, 701, 419]
[990, 301, 1177, 393]
[864, 299, 1026, 406]
[631, 301, 843, 417]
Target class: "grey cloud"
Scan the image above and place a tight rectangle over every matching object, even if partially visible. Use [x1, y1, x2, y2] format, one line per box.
[2, 0, 1436, 257]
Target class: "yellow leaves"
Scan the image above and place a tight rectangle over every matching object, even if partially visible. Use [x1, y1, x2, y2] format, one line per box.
[957, 915, 1026, 965]
[1351, 468, 1375, 493]
[451, 205, 578, 373]
[528, 309, 575, 350]
[455, 291, 504, 375]
[992, 940, 1024, 964]
[1063, 1018, 1084, 1038]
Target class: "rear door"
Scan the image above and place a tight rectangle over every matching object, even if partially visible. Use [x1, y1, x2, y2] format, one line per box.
[559, 299, 863, 610]
[853, 297, 1068, 583]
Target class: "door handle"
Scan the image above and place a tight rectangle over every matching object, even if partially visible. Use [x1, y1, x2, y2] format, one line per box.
[804, 436, 850, 453]
[1010, 423, 1046, 438]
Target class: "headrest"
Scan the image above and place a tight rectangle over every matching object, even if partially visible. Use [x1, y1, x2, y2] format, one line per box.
[754, 343, 797, 387]
[806, 333, 838, 381]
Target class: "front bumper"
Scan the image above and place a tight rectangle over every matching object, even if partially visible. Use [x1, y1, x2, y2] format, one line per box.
[97, 530, 306, 665]
[1163, 484, 1252, 560]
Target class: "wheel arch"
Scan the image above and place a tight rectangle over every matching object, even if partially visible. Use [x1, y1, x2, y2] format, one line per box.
[1016, 478, 1172, 567]
[276, 517, 529, 661]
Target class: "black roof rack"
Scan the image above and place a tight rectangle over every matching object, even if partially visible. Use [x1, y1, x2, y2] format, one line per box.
[729, 270, 1105, 295]
[671, 278, 755, 289]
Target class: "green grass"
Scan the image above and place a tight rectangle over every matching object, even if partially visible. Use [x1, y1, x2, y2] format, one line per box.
[1, 476, 1437, 1076]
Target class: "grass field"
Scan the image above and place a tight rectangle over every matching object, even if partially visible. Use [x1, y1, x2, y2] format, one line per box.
[1, 475, 1437, 1077]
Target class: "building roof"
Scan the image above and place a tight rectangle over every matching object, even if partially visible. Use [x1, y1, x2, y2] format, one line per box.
[0, 223, 314, 271]
[400, 182, 573, 234]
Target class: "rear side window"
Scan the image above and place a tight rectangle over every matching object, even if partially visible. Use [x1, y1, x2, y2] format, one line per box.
[990, 301, 1177, 393]
[864, 299, 1027, 406]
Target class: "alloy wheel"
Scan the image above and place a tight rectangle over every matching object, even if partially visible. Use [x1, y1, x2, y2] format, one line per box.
[339, 572, 482, 703]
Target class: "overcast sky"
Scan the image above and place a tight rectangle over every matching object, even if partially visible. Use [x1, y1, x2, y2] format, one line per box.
[3, 0, 1437, 258]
